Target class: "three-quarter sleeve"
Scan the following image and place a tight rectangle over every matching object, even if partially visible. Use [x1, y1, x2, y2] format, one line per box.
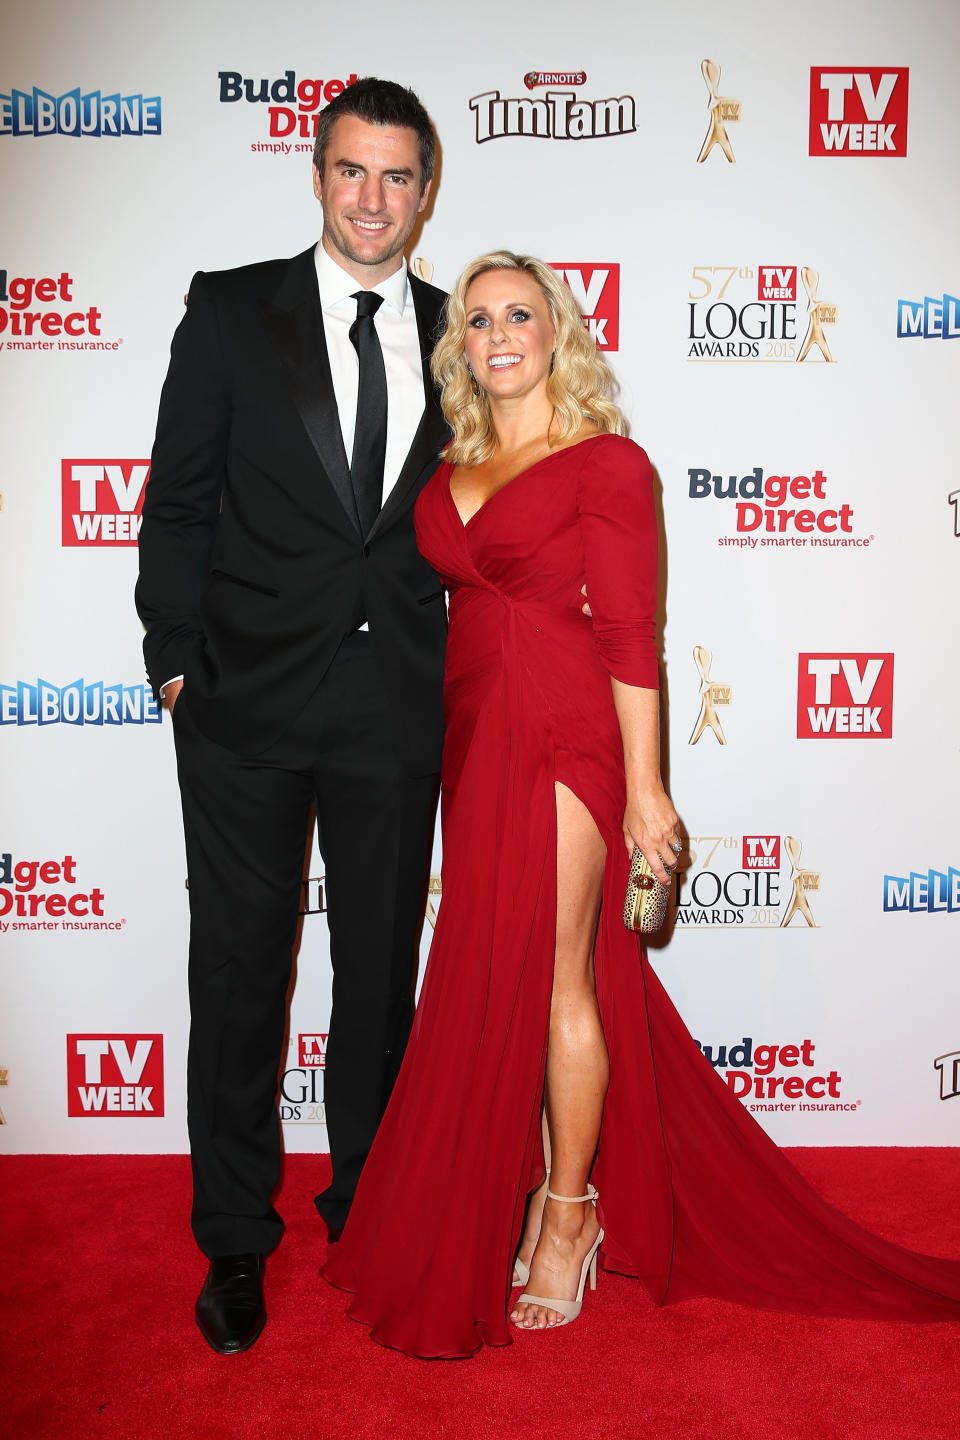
[575, 436, 659, 689]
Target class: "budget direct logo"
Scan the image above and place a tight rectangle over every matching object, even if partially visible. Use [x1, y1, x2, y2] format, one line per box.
[883, 868, 959, 914]
[551, 264, 619, 349]
[676, 834, 820, 929]
[897, 293, 960, 340]
[62, 460, 148, 545]
[696, 1035, 857, 1115]
[280, 1034, 327, 1124]
[687, 264, 837, 362]
[935, 1052, 960, 1100]
[470, 75, 635, 141]
[0, 268, 117, 353]
[218, 70, 358, 155]
[797, 654, 893, 738]
[0, 681, 160, 726]
[809, 68, 908, 156]
[689, 464, 870, 551]
[0, 850, 121, 934]
[0, 87, 160, 137]
[67, 1036, 163, 1116]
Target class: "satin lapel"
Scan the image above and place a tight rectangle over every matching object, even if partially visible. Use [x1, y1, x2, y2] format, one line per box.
[369, 276, 449, 541]
[260, 252, 361, 535]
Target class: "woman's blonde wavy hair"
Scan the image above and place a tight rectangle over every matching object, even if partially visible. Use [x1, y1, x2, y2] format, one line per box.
[431, 251, 628, 467]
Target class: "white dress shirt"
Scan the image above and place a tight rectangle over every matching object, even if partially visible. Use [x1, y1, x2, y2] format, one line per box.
[314, 241, 425, 506]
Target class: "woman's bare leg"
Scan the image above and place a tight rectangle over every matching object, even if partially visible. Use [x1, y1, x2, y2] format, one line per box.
[511, 783, 607, 1329]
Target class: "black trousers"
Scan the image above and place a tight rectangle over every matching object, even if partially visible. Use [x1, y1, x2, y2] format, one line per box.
[172, 634, 438, 1257]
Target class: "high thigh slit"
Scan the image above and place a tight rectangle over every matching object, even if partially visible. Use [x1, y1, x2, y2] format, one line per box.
[323, 434, 960, 1358]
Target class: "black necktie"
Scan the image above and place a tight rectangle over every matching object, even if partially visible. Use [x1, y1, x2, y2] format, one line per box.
[348, 290, 387, 536]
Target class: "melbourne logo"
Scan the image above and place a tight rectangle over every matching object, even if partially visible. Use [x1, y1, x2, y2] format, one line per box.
[696, 1036, 856, 1114]
[0, 681, 160, 726]
[797, 654, 893, 738]
[883, 868, 959, 913]
[689, 464, 869, 550]
[0, 268, 116, 353]
[470, 75, 635, 142]
[280, 1034, 327, 1124]
[676, 834, 820, 929]
[935, 1052, 960, 1100]
[696, 58, 740, 163]
[0, 87, 160, 137]
[897, 292, 960, 339]
[61, 460, 148, 546]
[689, 646, 731, 744]
[0, 851, 121, 933]
[687, 264, 837, 361]
[551, 265, 619, 349]
[218, 70, 358, 154]
[67, 1036, 163, 1116]
[809, 68, 908, 156]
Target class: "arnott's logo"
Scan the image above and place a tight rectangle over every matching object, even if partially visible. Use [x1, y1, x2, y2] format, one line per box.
[524, 71, 587, 90]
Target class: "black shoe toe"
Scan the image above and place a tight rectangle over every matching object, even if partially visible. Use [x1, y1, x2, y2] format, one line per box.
[195, 1253, 266, 1354]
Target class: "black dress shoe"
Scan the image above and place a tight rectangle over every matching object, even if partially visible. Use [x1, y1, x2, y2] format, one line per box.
[195, 1253, 266, 1354]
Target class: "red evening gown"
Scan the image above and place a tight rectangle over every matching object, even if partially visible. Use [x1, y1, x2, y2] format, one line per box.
[323, 433, 960, 1357]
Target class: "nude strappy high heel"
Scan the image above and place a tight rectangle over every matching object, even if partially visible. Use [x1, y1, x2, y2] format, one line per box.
[512, 1170, 550, 1287]
[513, 1184, 603, 1327]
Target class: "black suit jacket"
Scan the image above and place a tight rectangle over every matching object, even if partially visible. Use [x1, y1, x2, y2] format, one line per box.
[136, 248, 449, 773]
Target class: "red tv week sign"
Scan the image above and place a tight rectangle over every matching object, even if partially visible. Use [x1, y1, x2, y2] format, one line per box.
[809, 68, 908, 156]
[743, 836, 780, 871]
[551, 264, 620, 350]
[61, 458, 149, 545]
[797, 654, 894, 738]
[299, 1033, 327, 1067]
[67, 1034, 164, 1116]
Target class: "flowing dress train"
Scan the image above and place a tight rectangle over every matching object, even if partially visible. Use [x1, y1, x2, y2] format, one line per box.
[323, 434, 960, 1357]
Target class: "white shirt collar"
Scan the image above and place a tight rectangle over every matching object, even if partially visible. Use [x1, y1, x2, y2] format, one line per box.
[314, 240, 409, 316]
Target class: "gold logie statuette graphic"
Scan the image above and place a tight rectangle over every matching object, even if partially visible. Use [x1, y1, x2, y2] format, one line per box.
[689, 646, 731, 745]
[780, 836, 820, 928]
[697, 59, 739, 164]
[0, 1063, 7, 1125]
[797, 267, 837, 363]
[411, 257, 435, 284]
[425, 874, 442, 930]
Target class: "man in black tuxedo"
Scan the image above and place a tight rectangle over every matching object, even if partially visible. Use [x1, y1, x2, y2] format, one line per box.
[135, 78, 448, 1354]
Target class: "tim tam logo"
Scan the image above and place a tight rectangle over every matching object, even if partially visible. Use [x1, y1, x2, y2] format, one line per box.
[470, 78, 635, 142]
[935, 1051, 960, 1101]
[809, 68, 908, 157]
[551, 264, 619, 349]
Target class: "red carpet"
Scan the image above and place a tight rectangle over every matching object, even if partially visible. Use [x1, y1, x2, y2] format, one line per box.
[6, 1150, 960, 1440]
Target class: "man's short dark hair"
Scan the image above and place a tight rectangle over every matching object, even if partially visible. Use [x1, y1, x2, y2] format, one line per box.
[312, 77, 436, 188]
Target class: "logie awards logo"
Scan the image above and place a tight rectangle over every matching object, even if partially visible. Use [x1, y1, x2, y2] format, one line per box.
[676, 834, 820, 929]
[696, 59, 740, 163]
[688, 646, 731, 745]
[687, 264, 836, 362]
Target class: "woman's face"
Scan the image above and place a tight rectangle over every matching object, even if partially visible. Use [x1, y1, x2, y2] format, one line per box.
[462, 269, 556, 402]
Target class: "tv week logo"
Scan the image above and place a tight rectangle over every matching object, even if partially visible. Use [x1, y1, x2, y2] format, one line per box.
[62, 459, 148, 545]
[66, 1035, 163, 1116]
[797, 654, 894, 738]
[551, 265, 619, 350]
[809, 68, 908, 156]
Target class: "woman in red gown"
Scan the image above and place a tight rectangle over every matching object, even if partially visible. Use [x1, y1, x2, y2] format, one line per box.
[323, 252, 960, 1357]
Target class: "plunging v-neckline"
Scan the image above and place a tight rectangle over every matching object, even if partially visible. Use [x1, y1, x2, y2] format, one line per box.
[446, 433, 609, 531]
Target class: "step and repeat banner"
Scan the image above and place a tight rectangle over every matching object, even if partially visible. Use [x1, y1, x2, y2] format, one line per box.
[2, 0, 958, 1155]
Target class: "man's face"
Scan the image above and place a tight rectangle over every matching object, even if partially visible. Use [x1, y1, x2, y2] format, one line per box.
[313, 115, 431, 285]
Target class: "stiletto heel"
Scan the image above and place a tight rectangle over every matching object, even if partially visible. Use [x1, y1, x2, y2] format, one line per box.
[513, 1185, 603, 1328]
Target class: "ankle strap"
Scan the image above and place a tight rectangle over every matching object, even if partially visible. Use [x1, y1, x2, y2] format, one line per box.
[546, 1184, 598, 1204]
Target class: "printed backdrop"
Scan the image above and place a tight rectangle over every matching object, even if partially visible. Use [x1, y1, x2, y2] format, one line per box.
[2, 0, 958, 1154]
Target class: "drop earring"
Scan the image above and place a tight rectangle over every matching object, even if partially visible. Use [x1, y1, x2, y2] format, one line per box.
[466, 361, 480, 396]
